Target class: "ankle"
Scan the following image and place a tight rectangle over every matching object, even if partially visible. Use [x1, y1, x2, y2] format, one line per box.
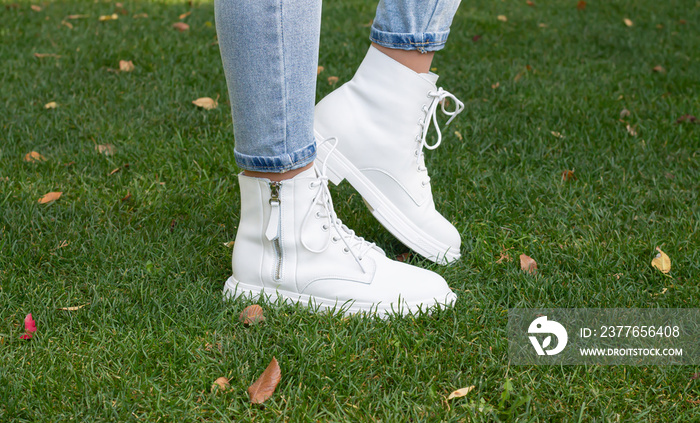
[244, 163, 314, 181]
[371, 43, 434, 74]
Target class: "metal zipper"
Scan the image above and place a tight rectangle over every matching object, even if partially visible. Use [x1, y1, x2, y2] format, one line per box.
[265, 182, 282, 281]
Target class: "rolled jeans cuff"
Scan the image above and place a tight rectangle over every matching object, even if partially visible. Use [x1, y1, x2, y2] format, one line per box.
[369, 26, 450, 53]
[234, 142, 316, 173]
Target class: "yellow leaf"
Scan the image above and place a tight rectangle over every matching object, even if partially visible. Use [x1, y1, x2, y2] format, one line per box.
[454, 131, 463, 141]
[34, 53, 61, 59]
[497, 15, 508, 22]
[24, 151, 46, 162]
[65, 14, 89, 20]
[327, 76, 339, 85]
[95, 144, 116, 155]
[651, 247, 671, 274]
[62, 20, 73, 29]
[31, 5, 42, 12]
[58, 304, 86, 311]
[317, 66, 324, 75]
[179, 11, 191, 20]
[192, 97, 218, 110]
[172, 22, 190, 31]
[98, 14, 118, 21]
[44, 101, 58, 109]
[551, 131, 564, 138]
[223, 241, 235, 248]
[248, 357, 281, 404]
[623, 18, 633, 27]
[39, 191, 62, 204]
[447, 386, 475, 400]
[119, 60, 134, 72]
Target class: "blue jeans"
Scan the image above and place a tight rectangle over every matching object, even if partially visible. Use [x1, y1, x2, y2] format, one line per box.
[214, 0, 461, 173]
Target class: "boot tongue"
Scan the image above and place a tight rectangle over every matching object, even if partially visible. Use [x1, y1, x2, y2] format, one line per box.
[419, 72, 439, 85]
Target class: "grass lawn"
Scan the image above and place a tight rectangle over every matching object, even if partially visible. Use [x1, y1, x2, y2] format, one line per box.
[1, 0, 699, 420]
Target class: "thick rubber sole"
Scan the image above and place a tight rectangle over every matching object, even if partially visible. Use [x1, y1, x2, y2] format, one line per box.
[223, 276, 456, 317]
[315, 130, 460, 265]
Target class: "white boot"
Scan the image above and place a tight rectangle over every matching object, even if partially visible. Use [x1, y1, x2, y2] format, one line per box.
[223, 152, 456, 316]
[314, 46, 465, 265]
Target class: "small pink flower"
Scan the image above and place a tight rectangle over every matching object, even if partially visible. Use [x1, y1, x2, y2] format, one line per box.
[20, 313, 37, 340]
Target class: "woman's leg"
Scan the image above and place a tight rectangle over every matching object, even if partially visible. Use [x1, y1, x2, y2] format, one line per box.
[214, 0, 457, 315]
[314, 0, 464, 265]
[214, 0, 320, 178]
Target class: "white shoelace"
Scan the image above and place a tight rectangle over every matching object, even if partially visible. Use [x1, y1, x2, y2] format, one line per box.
[300, 138, 376, 273]
[415, 88, 465, 182]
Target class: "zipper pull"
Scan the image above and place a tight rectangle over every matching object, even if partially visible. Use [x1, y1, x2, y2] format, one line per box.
[265, 182, 281, 241]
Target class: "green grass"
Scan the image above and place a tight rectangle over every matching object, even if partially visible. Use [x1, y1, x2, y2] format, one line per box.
[1, 0, 699, 421]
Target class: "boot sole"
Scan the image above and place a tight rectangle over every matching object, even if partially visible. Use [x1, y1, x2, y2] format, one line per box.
[223, 276, 456, 317]
[315, 131, 460, 265]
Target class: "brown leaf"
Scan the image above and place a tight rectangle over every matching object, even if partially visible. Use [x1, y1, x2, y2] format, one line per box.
[651, 247, 671, 274]
[98, 13, 118, 21]
[526, 1, 535, 6]
[44, 101, 58, 109]
[623, 18, 633, 27]
[679, 19, 687, 25]
[317, 66, 324, 75]
[119, 60, 134, 72]
[447, 386, 475, 399]
[520, 254, 537, 274]
[491, 82, 500, 89]
[38, 191, 62, 204]
[61, 20, 73, 29]
[550, 131, 564, 138]
[576, 0, 586, 10]
[561, 169, 576, 182]
[24, 151, 46, 162]
[223, 240, 235, 248]
[626, 124, 637, 136]
[620, 108, 630, 119]
[31, 4, 42, 12]
[51, 240, 70, 251]
[172, 22, 190, 32]
[179, 11, 192, 20]
[239, 304, 266, 325]
[211, 377, 230, 393]
[34, 53, 61, 59]
[675, 115, 698, 124]
[248, 357, 281, 404]
[121, 192, 132, 202]
[192, 97, 218, 110]
[497, 15, 508, 22]
[65, 14, 88, 20]
[652, 65, 666, 74]
[327, 76, 339, 85]
[109, 167, 121, 175]
[95, 144, 116, 155]
[396, 252, 411, 262]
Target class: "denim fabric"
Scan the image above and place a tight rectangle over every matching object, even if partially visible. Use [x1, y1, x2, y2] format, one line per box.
[214, 0, 460, 172]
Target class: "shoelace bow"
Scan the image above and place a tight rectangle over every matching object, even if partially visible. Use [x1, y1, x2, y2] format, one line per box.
[415, 88, 465, 179]
[300, 138, 376, 273]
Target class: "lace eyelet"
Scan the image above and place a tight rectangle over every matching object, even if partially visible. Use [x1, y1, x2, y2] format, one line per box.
[414, 150, 419, 157]
[332, 237, 339, 243]
[322, 224, 329, 231]
[342, 247, 350, 253]
[315, 211, 321, 219]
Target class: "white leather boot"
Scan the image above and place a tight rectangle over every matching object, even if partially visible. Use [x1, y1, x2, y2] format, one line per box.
[314, 46, 465, 265]
[223, 152, 456, 316]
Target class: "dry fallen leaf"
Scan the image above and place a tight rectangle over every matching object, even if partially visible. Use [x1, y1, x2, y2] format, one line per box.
[39, 191, 62, 204]
[99, 13, 118, 21]
[620, 108, 631, 119]
[109, 167, 121, 175]
[211, 377, 230, 393]
[31, 4, 42, 12]
[121, 192, 132, 202]
[179, 11, 192, 20]
[327, 76, 339, 85]
[623, 18, 634, 27]
[317, 66, 324, 75]
[626, 124, 637, 136]
[550, 131, 564, 138]
[538, 23, 548, 28]
[675, 115, 698, 124]
[520, 254, 537, 274]
[95, 144, 116, 155]
[396, 252, 411, 262]
[576, 0, 586, 10]
[192, 97, 218, 110]
[44, 101, 58, 109]
[24, 151, 46, 162]
[526, 1, 535, 6]
[34, 53, 61, 59]
[172, 22, 190, 31]
[239, 304, 266, 325]
[652, 65, 666, 74]
[223, 240, 235, 248]
[61, 20, 73, 29]
[454, 131, 463, 141]
[447, 386, 475, 400]
[497, 15, 508, 22]
[248, 357, 281, 404]
[133, 13, 148, 19]
[561, 169, 577, 182]
[58, 304, 86, 311]
[651, 247, 671, 274]
[119, 60, 134, 72]
[65, 14, 88, 20]
[491, 82, 500, 89]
